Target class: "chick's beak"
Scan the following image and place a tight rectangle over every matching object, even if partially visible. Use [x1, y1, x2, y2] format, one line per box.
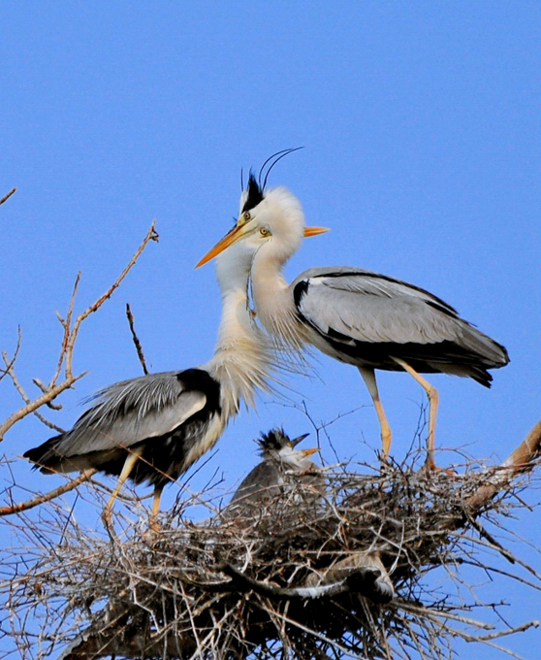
[302, 448, 320, 457]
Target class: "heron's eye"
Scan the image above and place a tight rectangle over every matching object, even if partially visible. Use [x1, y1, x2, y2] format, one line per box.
[260, 227, 271, 237]
[242, 212, 251, 222]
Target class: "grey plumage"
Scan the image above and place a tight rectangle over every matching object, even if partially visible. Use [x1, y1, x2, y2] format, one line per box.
[24, 368, 220, 487]
[293, 267, 508, 385]
[226, 428, 324, 514]
[24, 237, 276, 516]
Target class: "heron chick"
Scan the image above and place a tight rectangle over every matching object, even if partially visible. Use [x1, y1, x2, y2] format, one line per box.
[24, 236, 276, 520]
[197, 165, 509, 469]
[226, 428, 324, 516]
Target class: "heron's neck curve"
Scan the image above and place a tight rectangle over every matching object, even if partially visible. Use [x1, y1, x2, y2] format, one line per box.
[251, 247, 307, 349]
[206, 287, 273, 420]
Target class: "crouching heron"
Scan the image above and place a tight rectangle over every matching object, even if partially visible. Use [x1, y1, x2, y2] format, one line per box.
[226, 428, 324, 516]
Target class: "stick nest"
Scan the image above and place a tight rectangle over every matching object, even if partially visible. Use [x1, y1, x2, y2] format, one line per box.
[3, 458, 540, 660]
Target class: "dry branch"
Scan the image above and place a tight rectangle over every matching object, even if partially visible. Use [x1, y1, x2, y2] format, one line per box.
[0, 221, 158, 443]
[0, 187, 17, 206]
[3, 420, 539, 660]
[0, 469, 97, 517]
[126, 303, 149, 374]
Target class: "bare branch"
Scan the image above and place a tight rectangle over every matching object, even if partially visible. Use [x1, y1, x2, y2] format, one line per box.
[0, 325, 22, 384]
[126, 303, 149, 374]
[50, 271, 81, 388]
[0, 371, 87, 441]
[64, 220, 159, 379]
[467, 420, 541, 510]
[0, 221, 158, 442]
[2, 351, 65, 433]
[0, 469, 97, 516]
[0, 187, 17, 206]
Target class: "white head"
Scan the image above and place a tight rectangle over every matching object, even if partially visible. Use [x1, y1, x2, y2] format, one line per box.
[196, 174, 329, 269]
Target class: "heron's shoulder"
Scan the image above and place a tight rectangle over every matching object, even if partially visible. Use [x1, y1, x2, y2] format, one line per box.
[79, 368, 219, 425]
[292, 267, 458, 316]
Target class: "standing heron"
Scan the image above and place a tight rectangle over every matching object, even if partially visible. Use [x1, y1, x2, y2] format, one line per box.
[197, 171, 509, 469]
[24, 236, 277, 521]
[226, 428, 324, 515]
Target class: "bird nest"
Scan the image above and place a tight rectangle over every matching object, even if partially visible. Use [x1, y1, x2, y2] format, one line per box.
[3, 448, 540, 660]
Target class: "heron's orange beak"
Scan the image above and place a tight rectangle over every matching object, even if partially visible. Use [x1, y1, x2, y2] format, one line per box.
[195, 223, 249, 268]
[302, 447, 320, 457]
[195, 225, 330, 268]
[303, 226, 329, 238]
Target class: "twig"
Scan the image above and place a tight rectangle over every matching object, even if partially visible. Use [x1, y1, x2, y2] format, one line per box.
[126, 303, 149, 375]
[64, 221, 159, 379]
[0, 325, 22, 384]
[0, 187, 16, 206]
[0, 221, 158, 442]
[0, 469, 97, 516]
[2, 351, 65, 433]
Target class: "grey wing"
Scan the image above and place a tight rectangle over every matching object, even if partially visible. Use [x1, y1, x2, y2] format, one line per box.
[56, 372, 207, 456]
[229, 462, 282, 505]
[294, 267, 464, 345]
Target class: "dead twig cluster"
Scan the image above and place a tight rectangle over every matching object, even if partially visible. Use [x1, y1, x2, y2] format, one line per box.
[2, 423, 539, 660]
[0, 221, 158, 449]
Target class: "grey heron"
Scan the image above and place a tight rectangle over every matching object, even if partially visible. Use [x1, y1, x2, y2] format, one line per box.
[197, 173, 509, 469]
[226, 428, 324, 515]
[24, 236, 277, 520]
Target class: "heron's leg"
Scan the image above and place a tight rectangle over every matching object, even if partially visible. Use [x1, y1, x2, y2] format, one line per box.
[391, 357, 439, 469]
[358, 367, 392, 458]
[103, 448, 142, 521]
[152, 485, 164, 518]
[148, 485, 165, 531]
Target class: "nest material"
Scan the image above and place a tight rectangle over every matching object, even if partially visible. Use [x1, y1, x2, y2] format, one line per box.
[4, 450, 540, 660]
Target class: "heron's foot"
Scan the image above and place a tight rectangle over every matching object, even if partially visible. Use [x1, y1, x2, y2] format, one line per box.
[419, 458, 456, 477]
[101, 506, 117, 542]
[148, 514, 161, 533]
[378, 454, 395, 479]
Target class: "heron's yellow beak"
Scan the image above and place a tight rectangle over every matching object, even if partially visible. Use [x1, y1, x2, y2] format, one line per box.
[302, 447, 320, 457]
[195, 222, 251, 268]
[195, 225, 330, 268]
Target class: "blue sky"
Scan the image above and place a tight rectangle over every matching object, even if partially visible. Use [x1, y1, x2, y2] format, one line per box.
[1, 3, 539, 658]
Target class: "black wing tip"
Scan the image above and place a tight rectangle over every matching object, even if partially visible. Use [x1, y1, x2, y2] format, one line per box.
[23, 434, 64, 468]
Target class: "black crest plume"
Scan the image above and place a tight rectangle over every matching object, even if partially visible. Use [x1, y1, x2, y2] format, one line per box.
[241, 172, 264, 214]
[240, 147, 304, 214]
[257, 428, 290, 455]
[257, 428, 309, 456]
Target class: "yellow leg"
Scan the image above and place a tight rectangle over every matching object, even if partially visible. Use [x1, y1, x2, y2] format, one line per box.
[103, 448, 142, 522]
[152, 486, 163, 517]
[149, 485, 164, 531]
[391, 357, 439, 469]
[358, 367, 392, 459]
